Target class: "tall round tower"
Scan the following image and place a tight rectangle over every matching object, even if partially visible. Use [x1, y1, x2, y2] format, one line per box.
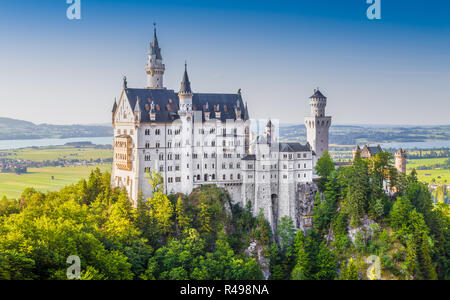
[395, 148, 407, 174]
[146, 25, 165, 89]
[304, 88, 332, 158]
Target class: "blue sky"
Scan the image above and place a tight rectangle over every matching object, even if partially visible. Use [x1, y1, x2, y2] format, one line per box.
[0, 0, 449, 125]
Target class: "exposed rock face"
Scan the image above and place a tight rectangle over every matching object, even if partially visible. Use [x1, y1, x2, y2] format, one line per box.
[348, 215, 378, 244]
[296, 182, 318, 232]
[245, 240, 271, 280]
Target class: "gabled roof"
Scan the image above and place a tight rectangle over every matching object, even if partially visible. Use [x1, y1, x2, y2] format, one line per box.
[362, 145, 383, 156]
[279, 142, 311, 152]
[122, 88, 249, 123]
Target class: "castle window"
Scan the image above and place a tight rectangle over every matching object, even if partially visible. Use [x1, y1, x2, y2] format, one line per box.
[304, 173, 307, 178]
[204, 153, 208, 158]
[167, 153, 172, 160]
[159, 153, 164, 160]
[283, 175, 287, 179]
[229, 163, 233, 169]
[283, 165, 287, 169]
[145, 129, 150, 135]
[205, 164, 207, 169]
[175, 166, 180, 171]
[212, 174, 215, 180]
[175, 177, 181, 183]
[212, 141, 216, 147]
[167, 141, 172, 148]
[237, 163, 240, 169]
[168, 129, 172, 135]
[303, 153, 307, 158]
[159, 166, 164, 172]
[197, 175, 200, 180]
[223, 174, 226, 180]
[155, 129, 160, 135]
[230, 174, 233, 180]
[145, 143, 150, 149]
[175, 154, 180, 160]
[197, 164, 200, 169]
[156, 142, 160, 148]
[237, 174, 241, 180]
[168, 166, 173, 171]
[145, 155, 151, 161]
[304, 163, 307, 168]
[168, 177, 173, 183]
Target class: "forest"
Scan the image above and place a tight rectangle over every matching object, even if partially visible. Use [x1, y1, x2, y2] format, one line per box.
[0, 151, 448, 280]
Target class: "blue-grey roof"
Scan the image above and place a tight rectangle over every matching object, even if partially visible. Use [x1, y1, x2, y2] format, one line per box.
[123, 88, 248, 123]
[179, 64, 192, 94]
[242, 154, 256, 161]
[310, 89, 326, 99]
[151, 28, 162, 60]
[279, 142, 311, 152]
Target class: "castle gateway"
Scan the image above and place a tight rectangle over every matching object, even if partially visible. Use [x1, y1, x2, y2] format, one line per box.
[111, 28, 331, 230]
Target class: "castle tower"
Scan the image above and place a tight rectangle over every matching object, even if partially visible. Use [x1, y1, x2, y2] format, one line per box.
[265, 120, 273, 146]
[352, 145, 361, 160]
[178, 63, 193, 112]
[395, 148, 407, 174]
[146, 24, 165, 89]
[304, 88, 332, 158]
[178, 63, 194, 194]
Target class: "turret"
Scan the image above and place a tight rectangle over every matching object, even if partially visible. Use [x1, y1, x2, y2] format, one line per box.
[395, 148, 407, 174]
[178, 62, 193, 112]
[304, 88, 332, 158]
[265, 119, 273, 146]
[146, 24, 165, 89]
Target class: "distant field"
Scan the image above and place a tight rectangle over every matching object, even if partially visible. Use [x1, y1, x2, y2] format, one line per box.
[407, 158, 450, 184]
[0, 164, 112, 199]
[5, 146, 113, 161]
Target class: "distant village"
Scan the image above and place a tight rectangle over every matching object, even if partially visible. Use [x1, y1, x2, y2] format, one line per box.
[0, 142, 112, 174]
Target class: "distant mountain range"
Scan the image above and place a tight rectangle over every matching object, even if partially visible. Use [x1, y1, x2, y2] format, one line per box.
[1, 117, 449, 145]
[0, 117, 113, 140]
[279, 124, 450, 145]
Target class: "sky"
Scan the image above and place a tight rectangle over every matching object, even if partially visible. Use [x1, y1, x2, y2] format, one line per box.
[0, 0, 449, 125]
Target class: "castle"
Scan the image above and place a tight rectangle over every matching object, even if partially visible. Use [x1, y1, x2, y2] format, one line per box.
[353, 145, 407, 174]
[111, 28, 331, 230]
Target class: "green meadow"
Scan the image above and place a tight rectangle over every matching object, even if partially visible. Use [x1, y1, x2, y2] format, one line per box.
[0, 164, 112, 199]
[5, 146, 113, 161]
[407, 157, 450, 184]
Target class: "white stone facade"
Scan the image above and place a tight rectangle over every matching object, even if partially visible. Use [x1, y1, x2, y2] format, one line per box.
[111, 30, 331, 230]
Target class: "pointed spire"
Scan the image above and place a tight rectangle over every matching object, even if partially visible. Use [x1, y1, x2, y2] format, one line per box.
[112, 98, 117, 112]
[151, 23, 162, 60]
[134, 97, 141, 112]
[244, 102, 249, 120]
[179, 62, 192, 95]
[123, 76, 128, 89]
